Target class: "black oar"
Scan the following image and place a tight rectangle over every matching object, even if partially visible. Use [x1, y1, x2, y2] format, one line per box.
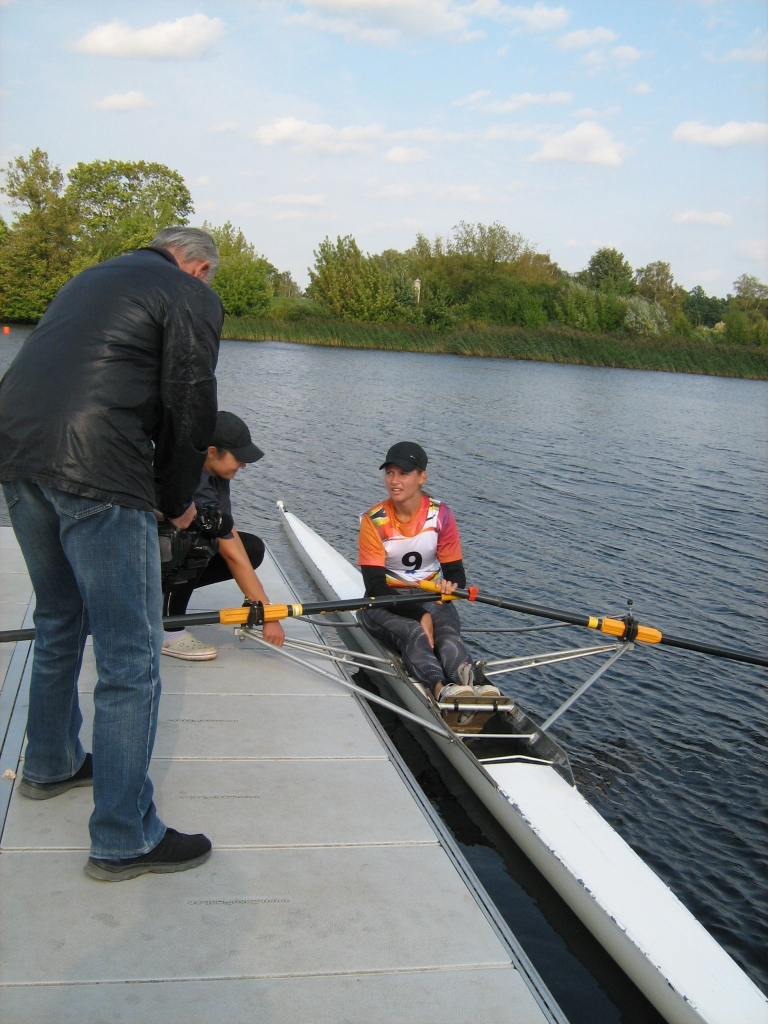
[0, 591, 439, 646]
[418, 581, 768, 669]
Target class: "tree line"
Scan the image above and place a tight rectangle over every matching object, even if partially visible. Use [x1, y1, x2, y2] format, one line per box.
[307, 226, 767, 345]
[1, 149, 765, 346]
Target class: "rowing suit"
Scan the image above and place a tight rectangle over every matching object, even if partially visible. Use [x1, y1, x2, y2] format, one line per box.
[358, 494, 463, 589]
[358, 494, 472, 688]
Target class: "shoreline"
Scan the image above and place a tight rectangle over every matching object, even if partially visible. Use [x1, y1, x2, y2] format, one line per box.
[221, 316, 768, 380]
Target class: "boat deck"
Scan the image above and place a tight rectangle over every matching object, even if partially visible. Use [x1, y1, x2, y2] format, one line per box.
[0, 526, 561, 1024]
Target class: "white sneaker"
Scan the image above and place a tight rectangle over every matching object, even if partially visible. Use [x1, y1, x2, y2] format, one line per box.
[161, 631, 218, 661]
[474, 683, 501, 698]
[438, 683, 475, 703]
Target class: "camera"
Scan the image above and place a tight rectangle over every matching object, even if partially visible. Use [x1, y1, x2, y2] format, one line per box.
[158, 504, 235, 590]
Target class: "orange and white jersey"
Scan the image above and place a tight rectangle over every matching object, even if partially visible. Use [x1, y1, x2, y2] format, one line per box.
[358, 494, 463, 586]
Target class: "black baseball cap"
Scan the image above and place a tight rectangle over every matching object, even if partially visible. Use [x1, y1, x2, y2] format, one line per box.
[211, 411, 264, 463]
[379, 441, 428, 473]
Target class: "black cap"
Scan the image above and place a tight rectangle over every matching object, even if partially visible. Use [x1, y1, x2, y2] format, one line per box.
[379, 441, 428, 473]
[211, 411, 264, 464]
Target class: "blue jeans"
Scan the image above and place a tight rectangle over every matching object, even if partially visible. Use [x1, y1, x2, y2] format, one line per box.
[3, 480, 166, 859]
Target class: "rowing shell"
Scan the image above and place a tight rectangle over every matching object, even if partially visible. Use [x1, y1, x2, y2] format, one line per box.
[277, 502, 767, 1024]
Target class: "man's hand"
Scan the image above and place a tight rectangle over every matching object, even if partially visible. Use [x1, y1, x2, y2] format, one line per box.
[420, 611, 435, 648]
[435, 579, 458, 595]
[262, 621, 285, 647]
[169, 502, 196, 530]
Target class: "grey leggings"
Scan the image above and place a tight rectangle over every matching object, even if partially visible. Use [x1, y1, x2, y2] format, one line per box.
[359, 601, 473, 690]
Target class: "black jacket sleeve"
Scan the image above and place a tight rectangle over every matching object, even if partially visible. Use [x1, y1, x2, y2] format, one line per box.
[440, 559, 466, 588]
[153, 285, 223, 518]
[360, 566, 428, 622]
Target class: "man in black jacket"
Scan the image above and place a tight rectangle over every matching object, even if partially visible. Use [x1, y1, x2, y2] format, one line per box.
[0, 226, 222, 880]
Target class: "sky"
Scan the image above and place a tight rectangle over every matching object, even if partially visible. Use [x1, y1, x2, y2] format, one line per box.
[0, 1, 766, 293]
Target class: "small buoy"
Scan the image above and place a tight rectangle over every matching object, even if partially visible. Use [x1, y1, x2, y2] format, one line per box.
[2, 325, 10, 334]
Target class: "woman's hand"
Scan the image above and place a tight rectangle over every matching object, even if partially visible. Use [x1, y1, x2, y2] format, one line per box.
[436, 579, 457, 596]
[262, 621, 285, 647]
[420, 612, 435, 648]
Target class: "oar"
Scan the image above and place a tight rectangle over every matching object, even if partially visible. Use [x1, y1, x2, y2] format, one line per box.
[417, 581, 768, 669]
[0, 592, 439, 645]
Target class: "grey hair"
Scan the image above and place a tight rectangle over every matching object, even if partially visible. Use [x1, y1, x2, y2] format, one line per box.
[150, 227, 219, 283]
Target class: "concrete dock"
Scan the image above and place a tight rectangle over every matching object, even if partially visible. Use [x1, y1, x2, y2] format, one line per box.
[0, 525, 564, 1023]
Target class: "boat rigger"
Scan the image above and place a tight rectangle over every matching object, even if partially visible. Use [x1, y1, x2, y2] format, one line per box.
[277, 502, 768, 1024]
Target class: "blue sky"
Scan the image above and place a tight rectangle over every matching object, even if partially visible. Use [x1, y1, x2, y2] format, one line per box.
[1, 1, 766, 293]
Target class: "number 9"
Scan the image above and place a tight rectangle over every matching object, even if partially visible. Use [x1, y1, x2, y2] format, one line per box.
[402, 551, 423, 570]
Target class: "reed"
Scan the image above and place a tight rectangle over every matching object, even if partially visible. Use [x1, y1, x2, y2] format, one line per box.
[221, 316, 768, 380]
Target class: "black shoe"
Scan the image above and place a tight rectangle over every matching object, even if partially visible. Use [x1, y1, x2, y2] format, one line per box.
[17, 753, 93, 800]
[84, 828, 212, 881]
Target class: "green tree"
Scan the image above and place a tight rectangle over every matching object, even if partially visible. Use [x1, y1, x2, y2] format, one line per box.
[206, 222, 272, 317]
[308, 236, 396, 322]
[586, 248, 635, 295]
[66, 159, 193, 261]
[0, 149, 88, 321]
[684, 285, 727, 328]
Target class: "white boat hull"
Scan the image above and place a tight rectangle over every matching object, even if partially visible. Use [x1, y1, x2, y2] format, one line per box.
[278, 504, 768, 1024]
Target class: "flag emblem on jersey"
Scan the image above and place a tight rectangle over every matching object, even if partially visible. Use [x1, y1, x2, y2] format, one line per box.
[369, 506, 389, 527]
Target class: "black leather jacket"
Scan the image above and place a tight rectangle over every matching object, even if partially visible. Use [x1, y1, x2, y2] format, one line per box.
[0, 248, 223, 519]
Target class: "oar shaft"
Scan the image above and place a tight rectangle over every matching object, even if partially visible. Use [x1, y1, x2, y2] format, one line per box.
[0, 592, 438, 645]
[417, 581, 767, 669]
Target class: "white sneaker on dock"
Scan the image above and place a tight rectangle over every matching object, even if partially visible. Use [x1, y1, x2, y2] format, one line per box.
[161, 630, 218, 661]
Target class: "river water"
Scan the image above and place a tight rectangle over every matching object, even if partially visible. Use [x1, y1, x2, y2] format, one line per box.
[2, 331, 766, 1017]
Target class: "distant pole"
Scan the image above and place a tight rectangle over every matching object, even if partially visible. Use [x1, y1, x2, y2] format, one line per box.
[414, 278, 421, 306]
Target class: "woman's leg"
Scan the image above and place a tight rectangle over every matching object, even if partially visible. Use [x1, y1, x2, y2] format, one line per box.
[359, 607, 445, 690]
[429, 602, 475, 685]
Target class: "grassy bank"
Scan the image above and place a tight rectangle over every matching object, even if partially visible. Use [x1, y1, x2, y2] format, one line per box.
[222, 316, 768, 380]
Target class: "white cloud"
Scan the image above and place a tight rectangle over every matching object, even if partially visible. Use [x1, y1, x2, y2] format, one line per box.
[253, 117, 385, 153]
[566, 239, 581, 247]
[195, 175, 211, 186]
[289, 1, 470, 43]
[582, 44, 641, 69]
[486, 3, 570, 32]
[454, 89, 573, 112]
[207, 121, 240, 134]
[574, 105, 620, 119]
[673, 120, 768, 146]
[267, 193, 325, 206]
[374, 181, 492, 202]
[557, 26, 617, 50]
[633, 81, 652, 94]
[73, 14, 223, 59]
[92, 90, 153, 111]
[736, 239, 768, 262]
[484, 124, 542, 141]
[723, 34, 767, 63]
[696, 269, 724, 283]
[386, 146, 427, 162]
[673, 210, 732, 226]
[530, 120, 624, 165]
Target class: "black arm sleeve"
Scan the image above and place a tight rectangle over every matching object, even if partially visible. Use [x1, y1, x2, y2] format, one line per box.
[360, 565, 428, 622]
[153, 284, 223, 519]
[440, 559, 466, 588]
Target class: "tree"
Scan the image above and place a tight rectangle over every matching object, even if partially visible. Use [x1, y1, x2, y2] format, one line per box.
[586, 248, 635, 295]
[66, 159, 193, 260]
[308, 236, 396, 322]
[449, 221, 529, 267]
[732, 274, 768, 312]
[0, 149, 87, 321]
[684, 285, 727, 328]
[206, 222, 272, 317]
[635, 261, 675, 303]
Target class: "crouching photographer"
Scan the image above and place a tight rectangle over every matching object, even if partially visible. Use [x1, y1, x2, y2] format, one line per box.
[159, 411, 285, 660]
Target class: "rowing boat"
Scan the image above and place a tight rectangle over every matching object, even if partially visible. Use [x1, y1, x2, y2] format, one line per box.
[276, 501, 767, 1024]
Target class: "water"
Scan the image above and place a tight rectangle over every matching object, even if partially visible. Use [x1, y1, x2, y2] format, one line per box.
[2, 330, 766, 1016]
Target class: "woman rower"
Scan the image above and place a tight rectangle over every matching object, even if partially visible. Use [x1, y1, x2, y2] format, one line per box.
[358, 441, 500, 702]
